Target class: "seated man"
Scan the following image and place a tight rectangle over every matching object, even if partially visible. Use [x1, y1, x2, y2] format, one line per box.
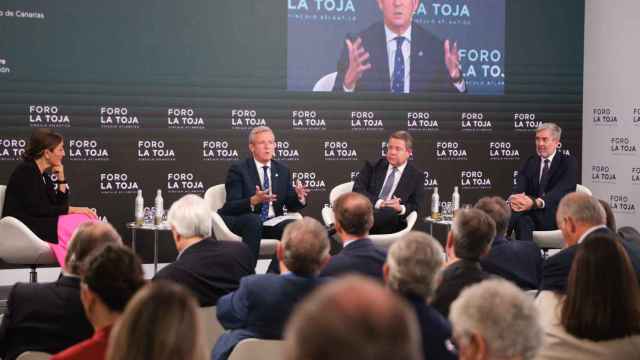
[541, 192, 640, 292]
[449, 279, 543, 360]
[508, 122, 577, 241]
[353, 130, 424, 234]
[211, 217, 330, 360]
[320, 192, 387, 280]
[284, 275, 422, 360]
[384, 232, 456, 360]
[0, 222, 122, 360]
[476, 196, 542, 289]
[154, 194, 254, 306]
[217, 126, 308, 263]
[431, 209, 495, 317]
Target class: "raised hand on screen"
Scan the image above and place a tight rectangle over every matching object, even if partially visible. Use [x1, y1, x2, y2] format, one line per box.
[444, 39, 462, 81]
[343, 37, 372, 90]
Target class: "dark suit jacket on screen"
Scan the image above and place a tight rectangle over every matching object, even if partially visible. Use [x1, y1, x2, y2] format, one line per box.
[333, 21, 456, 93]
[0, 276, 93, 360]
[2, 159, 69, 242]
[153, 238, 254, 306]
[320, 238, 387, 280]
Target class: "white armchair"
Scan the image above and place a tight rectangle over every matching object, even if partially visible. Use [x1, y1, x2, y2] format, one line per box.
[322, 181, 418, 249]
[0, 185, 57, 282]
[203, 185, 302, 258]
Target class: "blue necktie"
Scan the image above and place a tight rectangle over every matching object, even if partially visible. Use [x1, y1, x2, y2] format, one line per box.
[391, 36, 405, 93]
[379, 167, 398, 200]
[260, 165, 270, 221]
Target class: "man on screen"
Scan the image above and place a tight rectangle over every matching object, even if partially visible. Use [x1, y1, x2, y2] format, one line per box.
[507, 122, 577, 242]
[218, 126, 309, 265]
[353, 131, 424, 234]
[333, 0, 465, 93]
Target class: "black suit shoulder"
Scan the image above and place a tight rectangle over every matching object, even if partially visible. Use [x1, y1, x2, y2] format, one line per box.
[431, 260, 490, 317]
[320, 239, 387, 280]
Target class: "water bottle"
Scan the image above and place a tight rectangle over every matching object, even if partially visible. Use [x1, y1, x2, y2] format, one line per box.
[452, 186, 460, 211]
[431, 187, 440, 219]
[154, 189, 163, 225]
[135, 190, 144, 225]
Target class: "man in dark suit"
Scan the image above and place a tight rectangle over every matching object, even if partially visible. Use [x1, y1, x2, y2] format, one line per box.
[353, 130, 425, 234]
[541, 192, 640, 292]
[154, 194, 254, 306]
[0, 222, 121, 360]
[320, 192, 387, 280]
[332, 0, 464, 94]
[508, 122, 577, 241]
[476, 196, 542, 290]
[211, 217, 330, 360]
[218, 126, 308, 262]
[431, 209, 495, 317]
[384, 232, 456, 360]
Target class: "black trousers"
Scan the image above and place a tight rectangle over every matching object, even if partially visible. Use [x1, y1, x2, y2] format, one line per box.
[369, 207, 405, 235]
[508, 210, 555, 242]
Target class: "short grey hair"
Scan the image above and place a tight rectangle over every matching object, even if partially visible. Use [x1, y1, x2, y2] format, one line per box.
[386, 231, 443, 299]
[557, 192, 606, 226]
[450, 209, 496, 260]
[281, 217, 330, 276]
[167, 194, 212, 239]
[536, 122, 562, 140]
[248, 126, 274, 144]
[449, 279, 543, 360]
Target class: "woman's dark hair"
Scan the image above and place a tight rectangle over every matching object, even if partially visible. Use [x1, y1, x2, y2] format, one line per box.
[23, 128, 63, 161]
[561, 233, 640, 341]
[598, 199, 616, 232]
[83, 244, 145, 312]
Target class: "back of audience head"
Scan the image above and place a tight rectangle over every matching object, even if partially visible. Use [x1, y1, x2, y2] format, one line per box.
[81, 244, 145, 323]
[449, 279, 542, 360]
[107, 281, 207, 360]
[447, 208, 496, 261]
[278, 217, 330, 276]
[556, 192, 606, 246]
[598, 199, 616, 232]
[474, 196, 510, 237]
[284, 275, 422, 360]
[167, 194, 212, 242]
[562, 233, 640, 341]
[618, 226, 640, 247]
[332, 192, 374, 238]
[384, 231, 443, 300]
[64, 221, 122, 275]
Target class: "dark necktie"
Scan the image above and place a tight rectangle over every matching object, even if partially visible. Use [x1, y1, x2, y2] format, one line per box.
[379, 167, 398, 200]
[391, 37, 405, 93]
[260, 165, 270, 221]
[538, 159, 550, 196]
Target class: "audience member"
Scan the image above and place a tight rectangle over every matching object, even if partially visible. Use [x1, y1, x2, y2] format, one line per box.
[619, 226, 640, 247]
[535, 233, 640, 359]
[51, 244, 145, 360]
[431, 208, 495, 317]
[211, 217, 330, 360]
[320, 192, 386, 279]
[284, 275, 422, 360]
[0, 222, 121, 360]
[384, 231, 456, 360]
[475, 196, 542, 289]
[541, 192, 640, 292]
[154, 194, 254, 306]
[449, 279, 543, 360]
[598, 199, 616, 232]
[106, 281, 207, 360]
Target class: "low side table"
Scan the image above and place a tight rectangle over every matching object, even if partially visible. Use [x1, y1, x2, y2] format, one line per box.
[126, 222, 171, 274]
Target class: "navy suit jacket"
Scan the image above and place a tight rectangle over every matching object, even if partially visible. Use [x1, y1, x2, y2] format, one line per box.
[480, 236, 542, 290]
[513, 152, 577, 230]
[212, 273, 323, 360]
[218, 158, 305, 217]
[541, 227, 640, 292]
[403, 294, 457, 360]
[431, 259, 491, 317]
[332, 21, 456, 93]
[0, 276, 93, 360]
[153, 238, 254, 306]
[320, 238, 387, 280]
[353, 158, 425, 218]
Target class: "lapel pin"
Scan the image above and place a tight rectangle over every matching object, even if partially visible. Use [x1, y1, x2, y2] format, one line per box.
[418, 51, 423, 57]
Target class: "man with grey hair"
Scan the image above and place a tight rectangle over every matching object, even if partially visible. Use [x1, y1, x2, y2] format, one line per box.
[218, 126, 308, 266]
[154, 194, 254, 306]
[0, 221, 121, 359]
[541, 192, 640, 292]
[431, 208, 495, 317]
[508, 122, 577, 241]
[449, 279, 543, 360]
[384, 231, 456, 360]
[212, 217, 330, 360]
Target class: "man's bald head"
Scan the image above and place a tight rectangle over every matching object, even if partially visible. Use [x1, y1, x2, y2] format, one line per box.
[64, 221, 122, 275]
[333, 192, 374, 237]
[556, 192, 606, 228]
